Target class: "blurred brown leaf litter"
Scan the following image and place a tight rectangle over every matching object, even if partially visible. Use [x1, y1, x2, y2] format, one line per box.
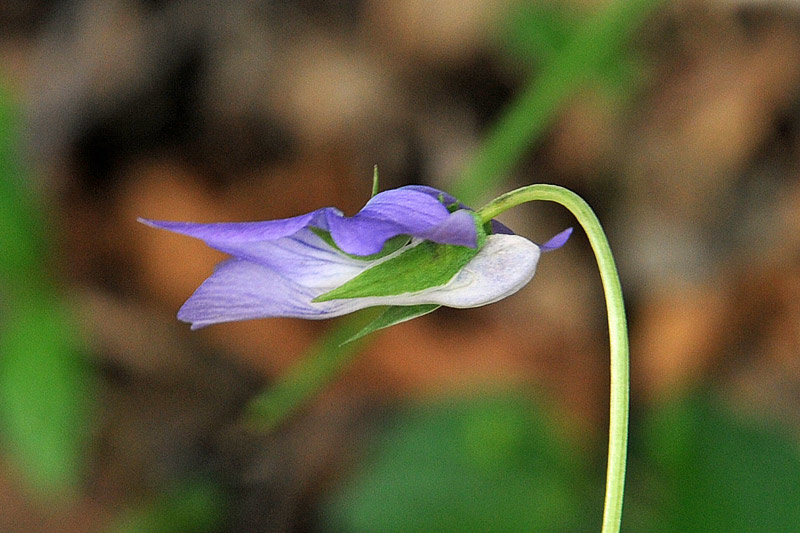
[3, 0, 800, 531]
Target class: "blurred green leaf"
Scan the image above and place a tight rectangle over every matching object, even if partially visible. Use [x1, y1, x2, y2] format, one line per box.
[245, 309, 381, 430]
[0, 295, 93, 493]
[323, 392, 594, 532]
[628, 391, 800, 532]
[0, 82, 95, 495]
[0, 97, 44, 282]
[501, 3, 582, 65]
[110, 480, 227, 533]
[501, 1, 647, 101]
[455, 0, 662, 204]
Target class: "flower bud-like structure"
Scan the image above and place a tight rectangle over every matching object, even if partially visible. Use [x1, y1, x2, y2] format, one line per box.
[140, 185, 570, 332]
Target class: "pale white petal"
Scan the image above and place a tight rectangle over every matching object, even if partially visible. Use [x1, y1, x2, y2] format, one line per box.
[425, 234, 541, 307]
[342, 234, 541, 309]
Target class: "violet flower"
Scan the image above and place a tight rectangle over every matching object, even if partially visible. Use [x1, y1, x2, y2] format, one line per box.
[140, 185, 570, 330]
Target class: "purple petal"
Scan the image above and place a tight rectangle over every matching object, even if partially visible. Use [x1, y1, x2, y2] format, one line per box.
[326, 187, 477, 255]
[490, 220, 515, 235]
[360, 187, 451, 224]
[138, 208, 335, 244]
[416, 209, 479, 248]
[211, 229, 368, 289]
[324, 213, 405, 256]
[403, 184, 516, 236]
[139, 215, 367, 282]
[140, 185, 480, 258]
[540, 227, 573, 251]
[403, 184, 460, 207]
[177, 259, 363, 328]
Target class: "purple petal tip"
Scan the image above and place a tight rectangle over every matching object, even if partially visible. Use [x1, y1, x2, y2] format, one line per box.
[137, 217, 170, 230]
[540, 227, 573, 252]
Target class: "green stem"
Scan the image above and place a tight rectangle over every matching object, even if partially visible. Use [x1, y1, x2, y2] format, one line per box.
[478, 185, 629, 533]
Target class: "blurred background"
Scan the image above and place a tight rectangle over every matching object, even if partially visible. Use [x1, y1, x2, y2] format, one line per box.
[2, 0, 800, 531]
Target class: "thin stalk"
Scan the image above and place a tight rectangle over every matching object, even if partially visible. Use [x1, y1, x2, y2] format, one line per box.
[478, 185, 629, 533]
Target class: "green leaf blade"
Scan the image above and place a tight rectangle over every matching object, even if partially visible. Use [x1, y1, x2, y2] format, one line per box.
[341, 304, 440, 345]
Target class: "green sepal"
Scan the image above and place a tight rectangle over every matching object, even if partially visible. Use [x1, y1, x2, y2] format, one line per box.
[314, 212, 486, 302]
[341, 304, 441, 345]
[372, 165, 380, 197]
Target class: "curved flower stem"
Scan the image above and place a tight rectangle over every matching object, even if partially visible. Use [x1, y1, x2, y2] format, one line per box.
[478, 184, 629, 533]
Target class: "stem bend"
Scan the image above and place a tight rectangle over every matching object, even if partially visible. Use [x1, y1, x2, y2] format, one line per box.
[478, 185, 629, 533]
